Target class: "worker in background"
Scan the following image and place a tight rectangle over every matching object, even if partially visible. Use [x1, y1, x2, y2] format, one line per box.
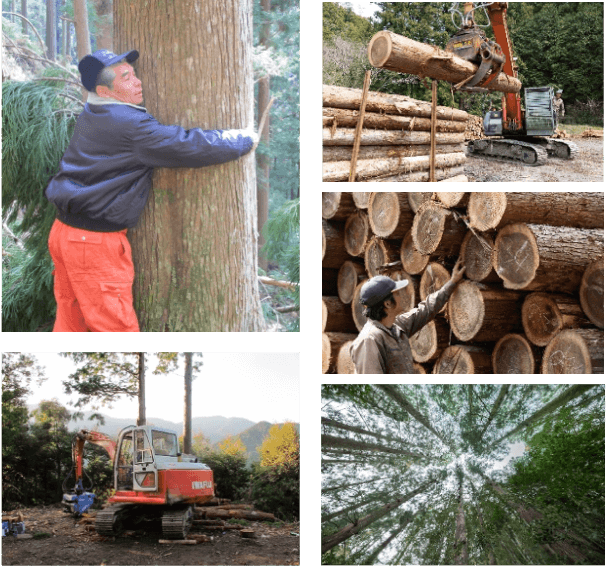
[350, 258, 466, 374]
[553, 89, 565, 129]
[45, 49, 259, 332]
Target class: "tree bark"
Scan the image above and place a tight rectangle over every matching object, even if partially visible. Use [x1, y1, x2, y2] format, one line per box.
[92, 0, 112, 50]
[183, 353, 193, 453]
[344, 212, 370, 257]
[321, 434, 424, 459]
[322, 492, 388, 524]
[322, 192, 356, 221]
[136, 353, 146, 426]
[454, 476, 468, 565]
[439, 174, 468, 182]
[478, 384, 510, 440]
[364, 515, 415, 565]
[73, 0, 91, 61]
[492, 333, 536, 374]
[322, 417, 399, 444]
[352, 279, 369, 332]
[337, 261, 366, 304]
[368, 192, 415, 240]
[322, 220, 349, 269]
[336, 340, 356, 374]
[46, 0, 57, 61]
[580, 258, 603, 329]
[115, 0, 264, 331]
[368, 30, 522, 94]
[322, 477, 382, 494]
[363, 165, 465, 183]
[574, 328, 604, 374]
[21, 0, 28, 36]
[322, 296, 357, 334]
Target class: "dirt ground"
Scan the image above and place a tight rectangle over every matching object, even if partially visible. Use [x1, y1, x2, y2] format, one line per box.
[464, 137, 603, 182]
[2, 505, 299, 566]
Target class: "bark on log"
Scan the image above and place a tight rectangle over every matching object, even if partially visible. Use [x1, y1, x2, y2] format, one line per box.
[401, 228, 429, 275]
[344, 211, 371, 257]
[323, 144, 466, 162]
[322, 220, 350, 269]
[469, 192, 605, 231]
[336, 340, 356, 374]
[368, 31, 522, 94]
[323, 296, 357, 334]
[419, 263, 451, 313]
[408, 192, 434, 213]
[439, 175, 468, 182]
[201, 509, 276, 521]
[493, 223, 604, 293]
[323, 268, 339, 296]
[323, 153, 466, 182]
[323, 127, 466, 146]
[323, 84, 469, 121]
[574, 328, 604, 374]
[323, 107, 467, 132]
[365, 165, 465, 183]
[352, 192, 372, 209]
[322, 332, 357, 373]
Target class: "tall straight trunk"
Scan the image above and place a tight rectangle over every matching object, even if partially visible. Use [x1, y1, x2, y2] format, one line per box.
[114, 0, 264, 331]
[454, 476, 468, 564]
[21, 0, 28, 36]
[183, 352, 193, 454]
[364, 513, 416, 564]
[321, 417, 398, 444]
[92, 0, 112, 50]
[321, 434, 424, 459]
[478, 384, 510, 441]
[322, 492, 386, 523]
[136, 353, 146, 426]
[322, 477, 382, 494]
[73, 0, 90, 100]
[46, 0, 57, 60]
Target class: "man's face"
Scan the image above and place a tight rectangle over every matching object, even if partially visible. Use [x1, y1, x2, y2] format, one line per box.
[99, 63, 143, 105]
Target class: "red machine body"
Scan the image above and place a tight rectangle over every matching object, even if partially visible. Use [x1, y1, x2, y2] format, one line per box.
[65, 425, 214, 538]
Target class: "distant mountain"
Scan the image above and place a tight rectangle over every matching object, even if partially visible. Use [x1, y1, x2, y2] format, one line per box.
[28, 406, 298, 465]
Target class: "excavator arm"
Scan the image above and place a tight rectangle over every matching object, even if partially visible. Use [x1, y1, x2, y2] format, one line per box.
[447, 2, 522, 131]
[62, 430, 117, 516]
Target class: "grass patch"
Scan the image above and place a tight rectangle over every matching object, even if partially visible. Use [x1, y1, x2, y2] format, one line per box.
[32, 532, 52, 539]
[561, 124, 604, 136]
[227, 518, 250, 526]
[266, 520, 285, 528]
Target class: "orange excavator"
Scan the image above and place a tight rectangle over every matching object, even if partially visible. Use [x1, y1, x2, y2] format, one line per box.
[446, 2, 578, 165]
[62, 426, 214, 539]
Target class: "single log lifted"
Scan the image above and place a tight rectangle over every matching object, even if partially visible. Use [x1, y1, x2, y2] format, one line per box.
[368, 31, 522, 94]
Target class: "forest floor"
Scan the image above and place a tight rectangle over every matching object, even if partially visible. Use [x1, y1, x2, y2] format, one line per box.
[464, 137, 603, 182]
[1, 504, 300, 565]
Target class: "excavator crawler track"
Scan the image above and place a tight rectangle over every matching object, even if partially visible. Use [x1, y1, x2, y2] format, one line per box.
[161, 506, 194, 539]
[468, 139, 549, 166]
[95, 504, 131, 537]
[468, 137, 579, 166]
[547, 138, 579, 160]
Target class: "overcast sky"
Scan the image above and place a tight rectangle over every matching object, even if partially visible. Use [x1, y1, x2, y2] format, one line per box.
[344, 1, 379, 18]
[27, 353, 299, 424]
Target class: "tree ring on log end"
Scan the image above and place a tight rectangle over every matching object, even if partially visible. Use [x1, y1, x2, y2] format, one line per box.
[408, 192, 433, 213]
[322, 333, 331, 373]
[420, 263, 450, 313]
[368, 31, 392, 67]
[447, 280, 484, 341]
[468, 192, 507, 231]
[413, 363, 427, 374]
[412, 201, 450, 255]
[338, 261, 365, 305]
[461, 231, 494, 282]
[352, 192, 372, 209]
[344, 212, 370, 257]
[401, 229, 430, 275]
[364, 237, 398, 277]
[433, 346, 473, 374]
[369, 192, 412, 239]
[351, 279, 369, 331]
[493, 223, 540, 289]
[541, 330, 591, 374]
[522, 293, 563, 347]
[336, 340, 355, 374]
[492, 334, 535, 374]
[435, 192, 467, 208]
[410, 320, 438, 363]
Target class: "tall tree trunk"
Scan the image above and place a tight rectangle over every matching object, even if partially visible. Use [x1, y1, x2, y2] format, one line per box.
[454, 474, 468, 564]
[21, 0, 28, 36]
[321, 434, 424, 459]
[363, 513, 416, 564]
[46, 0, 57, 60]
[322, 477, 382, 494]
[257, 0, 272, 271]
[73, 0, 91, 100]
[114, 0, 264, 331]
[322, 492, 387, 523]
[183, 352, 193, 454]
[136, 353, 146, 426]
[478, 384, 510, 441]
[321, 417, 398, 444]
[92, 0, 112, 50]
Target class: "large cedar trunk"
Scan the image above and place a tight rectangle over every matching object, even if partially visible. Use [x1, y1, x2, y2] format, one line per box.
[92, 0, 112, 50]
[183, 352, 193, 453]
[115, 0, 264, 331]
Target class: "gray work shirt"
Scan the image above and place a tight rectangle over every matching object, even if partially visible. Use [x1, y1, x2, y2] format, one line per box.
[350, 280, 456, 374]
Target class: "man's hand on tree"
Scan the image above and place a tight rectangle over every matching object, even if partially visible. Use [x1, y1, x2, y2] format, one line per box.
[450, 257, 466, 285]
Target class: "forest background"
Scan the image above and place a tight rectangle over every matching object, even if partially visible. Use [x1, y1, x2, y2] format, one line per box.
[321, 384, 605, 565]
[323, 2, 604, 124]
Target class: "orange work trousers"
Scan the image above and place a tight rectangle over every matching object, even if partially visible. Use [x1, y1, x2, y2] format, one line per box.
[48, 219, 140, 332]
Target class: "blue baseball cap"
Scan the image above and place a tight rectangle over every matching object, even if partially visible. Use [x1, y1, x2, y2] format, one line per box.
[78, 49, 139, 92]
[360, 276, 409, 307]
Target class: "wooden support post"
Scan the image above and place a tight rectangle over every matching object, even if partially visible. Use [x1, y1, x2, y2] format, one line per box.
[430, 80, 437, 182]
[349, 70, 372, 182]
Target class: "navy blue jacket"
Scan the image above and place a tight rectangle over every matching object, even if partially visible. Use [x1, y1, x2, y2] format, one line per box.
[45, 102, 254, 232]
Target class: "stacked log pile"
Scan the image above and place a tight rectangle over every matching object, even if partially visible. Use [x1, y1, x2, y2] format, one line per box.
[322, 191, 604, 374]
[322, 85, 469, 182]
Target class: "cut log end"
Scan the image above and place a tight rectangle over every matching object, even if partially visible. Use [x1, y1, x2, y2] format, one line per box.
[580, 258, 604, 329]
[344, 212, 370, 257]
[433, 345, 491, 374]
[522, 293, 563, 347]
[541, 330, 592, 374]
[352, 279, 369, 332]
[468, 192, 507, 231]
[461, 231, 495, 282]
[368, 32, 392, 68]
[401, 229, 430, 275]
[336, 340, 356, 374]
[492, 334, 535, 374]
[493, 223, 540, 289]
[448, 280, 484, 341]
[364, 237, 399, 277]
[338, 261, 366, 305]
